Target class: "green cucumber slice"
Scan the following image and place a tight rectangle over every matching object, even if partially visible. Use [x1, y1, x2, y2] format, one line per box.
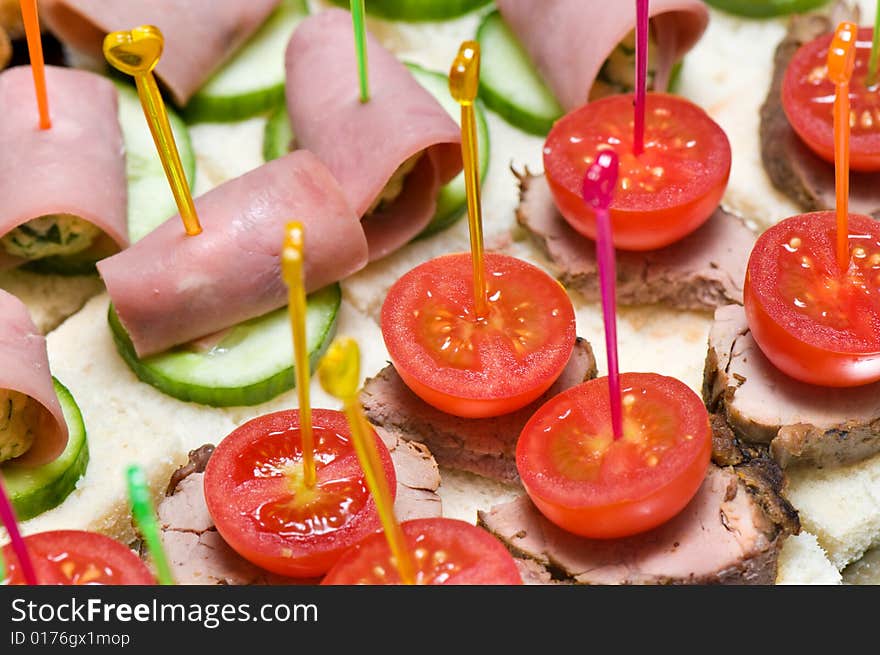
[21, 82, 194, 275]
[702, 0, 830, 17]
[263, 64, 490, 238]
[117, 82, 197, 243]
[2, 379, 89, 522]
[477, 10, 563, 136]
[109, 284, 341, 407]
[184, 0, 309, 123]
[327, 0, 491, 21]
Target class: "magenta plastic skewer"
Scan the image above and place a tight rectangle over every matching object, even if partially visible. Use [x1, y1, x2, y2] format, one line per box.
[633, 0, 649, 156]
[0, 479, 37, 584]
[583, 150, 623, 440]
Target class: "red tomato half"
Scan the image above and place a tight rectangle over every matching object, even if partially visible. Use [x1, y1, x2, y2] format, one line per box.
[544, 93, 731, 251]
[516, 373, 711, 539]
[1, 530, 155, 585]
[381, 253, 576, 418]
[744, 211, 880, 386]
[321, 518, 523, 585]
[203, 409, 396, 578]
[783, 27, 880, 171]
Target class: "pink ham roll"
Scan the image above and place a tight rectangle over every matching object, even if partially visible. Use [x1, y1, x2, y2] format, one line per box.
[0, 66, 127, 261]
[42, 0, 280, 105]
[496, 0, 709, 111]
[97, 151, 368, 358]
[0, 291, 68, 468]
[285, 9, 462, 261]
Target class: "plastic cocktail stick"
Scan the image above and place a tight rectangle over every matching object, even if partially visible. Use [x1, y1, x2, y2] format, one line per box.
[450, 41, 488, 318]
[318, 337, 417, 585]
[633, 0, 649, 156]
[868, 2, 880, 86]
[351, 0, 370, 103]
[827, 21, 857, 272]
[127, 465, 175, 585]
[583, 150, 623, 440]
[282, 222, 316, 489]
[103, 26, 202, 237]
[0, 478, 37, 584]
[19, 0, 50, 129]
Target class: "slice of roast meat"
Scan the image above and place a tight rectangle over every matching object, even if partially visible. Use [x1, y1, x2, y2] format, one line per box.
[361, 337, 597, 485]
[516, 171, 753, 310]
[478, 417, 798, 585]
[152, 430, 442, 585]
[704, 304, 880, 468]
[759, 2, 880, 218]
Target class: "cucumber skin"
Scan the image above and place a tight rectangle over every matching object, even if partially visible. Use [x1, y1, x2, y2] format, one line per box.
[328, 0, 491, 21]
[3, 379, 89, 522]
[263, 104, 294, 163]
[108, 285, 342, 408]
[702, 0, 830, 17]
[184, 84, 286, 124]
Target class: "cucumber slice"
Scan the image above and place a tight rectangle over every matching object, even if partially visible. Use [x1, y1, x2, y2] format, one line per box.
[477, 10, 563, 136]
[2, 379, 89, 522]
[327, 0, 491, 21]
[184, 0, 309, 123]
[262, 65, 490, 238]
[109, 284, 341, 407]
[116, 83, 196, 244]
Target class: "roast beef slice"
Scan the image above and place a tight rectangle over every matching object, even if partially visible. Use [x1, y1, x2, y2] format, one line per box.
[704, 304, 880, 468]
[759, 2, 880, 218]
[515, 171, 753, 310]
[153, 430, 442, 585]
[361, 337, 597, 485]
[479, 418, 798, 585]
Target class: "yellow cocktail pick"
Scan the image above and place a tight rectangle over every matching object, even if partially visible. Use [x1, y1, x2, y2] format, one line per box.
[104, 26, 201, 236]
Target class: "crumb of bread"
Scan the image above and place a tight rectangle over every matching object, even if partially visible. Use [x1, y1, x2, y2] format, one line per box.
[776, 532, 842, 585]
[0, 270, 104, 334]
[786, 453, 880, 570]
[843, 546, 880, 584]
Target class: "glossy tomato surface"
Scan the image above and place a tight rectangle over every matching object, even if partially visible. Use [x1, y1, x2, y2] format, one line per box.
[381, 253, 576, 418]
[321, 518, 523, 585]
[204, 409, 395, 578]
[1, 530, 155, 585]
[783, 27, 880, 171]
[544, 93, 731, 250]
[516, 373, 711, 539]
[744, 211, 880, 386]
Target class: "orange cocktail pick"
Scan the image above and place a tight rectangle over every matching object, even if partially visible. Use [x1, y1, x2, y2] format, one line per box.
[282, 222, 316, 489]
[319, 337, 417, 585]
[827, 21, 857, 272]
[103, 26, 202, 237]
[450, 41, 488, 318]
[19, 0, 50, 129]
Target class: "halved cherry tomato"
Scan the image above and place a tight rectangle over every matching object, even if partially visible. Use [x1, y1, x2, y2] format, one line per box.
[203, 409, 396, 578]
[381, 253, 576, 418]
[783, 27, 880, 172]
[321, 518, 523, 585]
[1, 530, 155, 585]
[516, 373, 711, 539]
[544, 93, 731, 251]
[744, 211, 880, 386]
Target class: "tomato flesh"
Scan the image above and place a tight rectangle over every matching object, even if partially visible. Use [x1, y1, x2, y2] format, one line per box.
[783, 27, 880, 172]
[544, 93, 731, 251]
[516, 373, 711, 539]
[1, 530, 155, 585]
[321, 518, 523, 585]
[203, 409, 396, 578]
[381, 253, 576, 418]
[744, 211, 880, 386]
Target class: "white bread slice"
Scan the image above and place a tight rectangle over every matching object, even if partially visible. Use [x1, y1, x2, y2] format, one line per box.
[776, 532, 841, 584]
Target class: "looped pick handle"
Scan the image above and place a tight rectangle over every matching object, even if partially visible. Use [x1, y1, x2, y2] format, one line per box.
[827, 21, 857, 85]
[449, 41, 480, 106]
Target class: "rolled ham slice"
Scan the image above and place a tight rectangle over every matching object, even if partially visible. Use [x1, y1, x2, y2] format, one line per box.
[496, 0, 709, 111]
[285, 9, 462, 261]
[0, 66, 127, 257]
[97, 151, 368, 358]
[42, 0, 280, 105]
[0, 291, 68, 467]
